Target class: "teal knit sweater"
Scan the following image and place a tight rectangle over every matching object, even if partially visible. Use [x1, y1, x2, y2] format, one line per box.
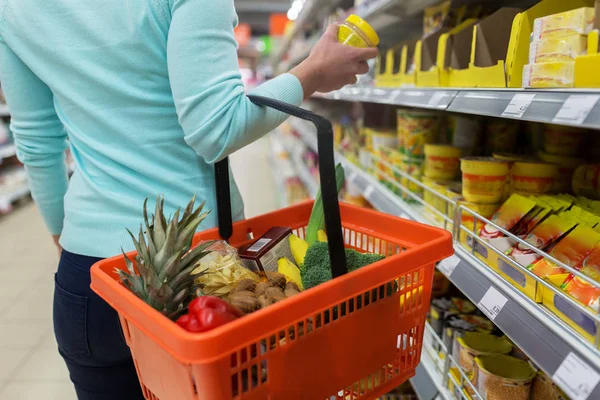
[0, 0, 303, 257]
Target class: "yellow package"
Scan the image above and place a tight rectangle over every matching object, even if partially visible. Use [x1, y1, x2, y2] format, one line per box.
[532, 7, 595, 41]
[530, 225, 600, 277]
[561, 243, 600, 312]
[523, 62, 575, 88]
[504, 214, 578, 270]
[478, 194, 537, 255]
[529, 35, 588, 63]
[511, 199, 554, 237]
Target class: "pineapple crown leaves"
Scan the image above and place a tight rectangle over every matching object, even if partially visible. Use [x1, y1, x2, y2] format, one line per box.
[116, 195, 214, 318]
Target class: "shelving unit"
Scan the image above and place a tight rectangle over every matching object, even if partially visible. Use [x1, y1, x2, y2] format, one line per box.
[0, 183, 30, 214]
[291, 118, 600, 400]
[314, 86, 600, 130]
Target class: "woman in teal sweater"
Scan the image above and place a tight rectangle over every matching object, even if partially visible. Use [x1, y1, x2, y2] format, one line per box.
[0, 0, 376, 398]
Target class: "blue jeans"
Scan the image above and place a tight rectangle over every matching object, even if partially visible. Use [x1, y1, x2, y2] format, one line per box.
[54, 250, 145, 400]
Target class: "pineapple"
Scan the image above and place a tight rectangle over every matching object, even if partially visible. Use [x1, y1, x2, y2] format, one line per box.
[117, 195, 213, 319]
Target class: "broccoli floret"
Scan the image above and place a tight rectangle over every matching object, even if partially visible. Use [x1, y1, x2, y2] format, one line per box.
[301, 242, 385, 290]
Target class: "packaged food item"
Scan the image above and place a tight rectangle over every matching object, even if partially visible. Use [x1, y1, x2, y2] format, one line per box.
[493, 153, 533, 200]
[423, 177, 449, 224]
[397, 109, 441, 158]
[511, 198, 555, 237]
[445, 182, 463, 219]
[239, 227, 295, 273]
[193, 241, 261, 298]
[530, 225, 600, 277]
[424, 144, 462, 180]
[504, 214, 578, 269]
[543, 124, 587, 156]
[572, 164, 600, 200]
[562, 243, 600, 311]
[461, 157, 510, 204]
[448, 367, 473, 400]
[338, 14, 380, 48]
[522, 61, 575, 88]
[449, 116, 483, 157]
[432, 270, 451, 298]
[538, 151, 584, 193]
[457, 332, 513, 395]
[510, 161, 558, 195]
[529, 35, 588, 63]
[478, 194, 537, 256]
[458, 200, 501, 251]
[369, 128, 397, 152]
[532, 7, 595, 41]
[475, 354, 536, 400]
[485, 119, 519, 154]
[399, 156, 424, 201]
[531, 370, 569, 400]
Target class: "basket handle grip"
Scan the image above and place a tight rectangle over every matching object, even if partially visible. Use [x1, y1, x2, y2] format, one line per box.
[214, 95, 348, 278]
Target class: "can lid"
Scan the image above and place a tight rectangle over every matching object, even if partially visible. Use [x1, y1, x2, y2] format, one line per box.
[346, 14, 380, 46]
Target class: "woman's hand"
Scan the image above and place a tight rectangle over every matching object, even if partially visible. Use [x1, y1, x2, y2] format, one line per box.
[290, 24, 379, 98]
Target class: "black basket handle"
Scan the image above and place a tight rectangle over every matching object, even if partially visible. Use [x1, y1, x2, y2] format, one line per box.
[214, 95, 348, 278]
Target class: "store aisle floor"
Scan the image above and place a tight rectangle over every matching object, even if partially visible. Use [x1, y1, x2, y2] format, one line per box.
[0, 138, 276, 399]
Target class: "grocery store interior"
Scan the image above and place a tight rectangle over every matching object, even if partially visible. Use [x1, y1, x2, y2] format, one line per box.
[2, 0, 600, 399]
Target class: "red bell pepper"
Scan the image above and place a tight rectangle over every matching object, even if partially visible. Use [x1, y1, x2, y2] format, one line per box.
[176, 296, 243, 333]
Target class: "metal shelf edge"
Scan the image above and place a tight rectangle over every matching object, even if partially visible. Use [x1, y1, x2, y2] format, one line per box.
[291, 117, 600, 398]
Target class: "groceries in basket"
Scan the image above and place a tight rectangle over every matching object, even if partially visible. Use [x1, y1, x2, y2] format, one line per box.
[115, 169, 387, 333]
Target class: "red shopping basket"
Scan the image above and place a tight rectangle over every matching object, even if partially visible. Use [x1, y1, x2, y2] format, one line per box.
[91, 96, 453, 400]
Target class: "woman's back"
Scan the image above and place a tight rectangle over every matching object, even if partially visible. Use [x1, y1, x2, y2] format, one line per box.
[0, 0, 303, 257]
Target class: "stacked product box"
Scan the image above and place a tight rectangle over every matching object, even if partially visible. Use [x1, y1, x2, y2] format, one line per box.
[524, 7, 595, 87]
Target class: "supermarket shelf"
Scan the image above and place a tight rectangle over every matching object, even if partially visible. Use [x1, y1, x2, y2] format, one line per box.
[291, 152, 319, 199]
[292, 118, 600, 399]
[0, 104, 9, 117]
[0, 183, 30, 214]
[314, 86, 600, 129]
[0, 143, 16, 160]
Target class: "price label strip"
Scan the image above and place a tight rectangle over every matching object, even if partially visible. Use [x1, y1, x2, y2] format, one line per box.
[553, 95, 600, 125]
[427, 92, 447, 108]
[553, 352, 600, 400]
[501, 93, 536, 118]
[438, 254, 461, 277]
[477, 287, 508, 321]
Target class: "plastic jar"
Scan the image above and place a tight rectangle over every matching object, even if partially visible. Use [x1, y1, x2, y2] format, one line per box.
[457, 332, 513, 396]
[543, 124, 587, 156]
[475, 354, 536, 400]
[424, 144, 462, 180]
[461, 157, 510, 204]
[572, 164, 600, 199]
[537, 151, 584, 193]
[338, 14, 380, 48]
[397, 109, 441, 158]
[511, 161, 558, 195]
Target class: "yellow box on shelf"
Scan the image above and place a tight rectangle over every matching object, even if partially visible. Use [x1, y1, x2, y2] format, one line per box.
[375, 47, 398, 88]
[575, 2, 600, 87]
[504, 0, 594, 88]
[495, 256, 542, 302]
[415, 20, 479, 88]
[542, 274, 598, 345]
[399, 40, 419, 87]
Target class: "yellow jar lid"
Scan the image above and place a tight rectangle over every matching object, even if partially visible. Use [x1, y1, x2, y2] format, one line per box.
[512, 161, 558, 178]
[346, 14, 380, 46]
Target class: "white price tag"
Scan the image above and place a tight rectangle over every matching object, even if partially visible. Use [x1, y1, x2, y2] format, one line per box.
[501, 93, 536, 118]
[363, 186, 375, 199]
[477, 287, 508, 321]
[553, 95, 600, 125]
[428, 92, 446, 108]
[553, 353, 600, 400]
[438, 255, 460, 277]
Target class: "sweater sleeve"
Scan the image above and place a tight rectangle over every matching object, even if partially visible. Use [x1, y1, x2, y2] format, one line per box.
[167, 0, 304, 163]
[0, 38, 68, 235]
